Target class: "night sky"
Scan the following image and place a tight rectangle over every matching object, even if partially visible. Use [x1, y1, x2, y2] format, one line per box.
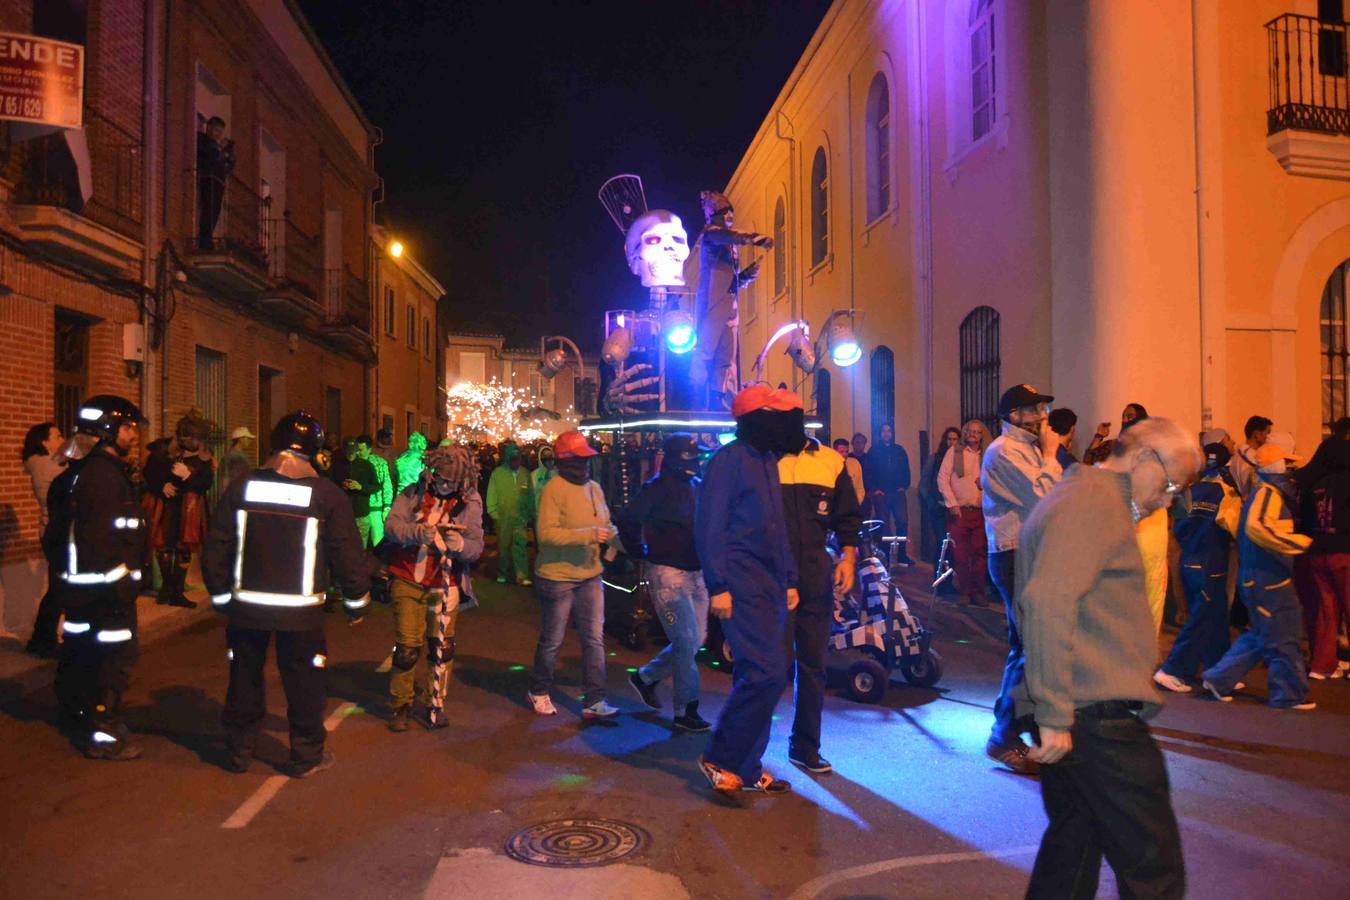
[297, 0, 832, 351]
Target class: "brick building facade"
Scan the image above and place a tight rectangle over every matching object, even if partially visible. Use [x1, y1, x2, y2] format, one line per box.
[0, 0, 381, 637]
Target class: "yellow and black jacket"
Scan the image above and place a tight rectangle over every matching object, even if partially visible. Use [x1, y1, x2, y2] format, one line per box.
[778, 439, 863, 600]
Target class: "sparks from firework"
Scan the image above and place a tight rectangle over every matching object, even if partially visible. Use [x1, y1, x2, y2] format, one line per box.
[444, 380, 573, 444]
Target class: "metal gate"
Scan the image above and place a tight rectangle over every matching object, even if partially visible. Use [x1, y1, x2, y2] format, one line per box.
[195, 346, 228, 501]
[869, 345, 895, 440]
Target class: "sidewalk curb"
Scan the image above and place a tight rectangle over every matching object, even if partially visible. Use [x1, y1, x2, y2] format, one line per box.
[0, 592, 217, 704]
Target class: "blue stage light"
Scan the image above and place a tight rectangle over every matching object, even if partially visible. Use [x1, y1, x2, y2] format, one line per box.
[830, 339, 862, 367]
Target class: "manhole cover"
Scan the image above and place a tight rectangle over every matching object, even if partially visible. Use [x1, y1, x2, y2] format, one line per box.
[505, 818, 649, 868]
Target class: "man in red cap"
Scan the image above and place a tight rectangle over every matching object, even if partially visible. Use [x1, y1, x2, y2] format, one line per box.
[695, 385, 800, 794]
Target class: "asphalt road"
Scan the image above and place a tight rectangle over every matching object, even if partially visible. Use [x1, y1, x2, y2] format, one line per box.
[1, 576, 1347, 899]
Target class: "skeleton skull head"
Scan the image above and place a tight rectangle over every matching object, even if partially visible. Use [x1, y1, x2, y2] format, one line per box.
[625, 210, 689, 288]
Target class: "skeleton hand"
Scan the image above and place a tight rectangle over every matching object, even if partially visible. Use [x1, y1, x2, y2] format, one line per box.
[752, 234, 773, 249]
[603, 363, 661, 416]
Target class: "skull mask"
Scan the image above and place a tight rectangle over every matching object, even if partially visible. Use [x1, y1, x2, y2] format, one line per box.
[625, 210, 689, 288]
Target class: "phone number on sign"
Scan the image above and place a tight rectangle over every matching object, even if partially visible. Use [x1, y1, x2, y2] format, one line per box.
[0, 95, 42, 117]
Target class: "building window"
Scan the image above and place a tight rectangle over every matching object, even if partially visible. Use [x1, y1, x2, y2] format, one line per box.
[960, 306, 1001, 433]
[970, 0, 997, 141]
[422, 316, 431, 358]
[406, 304, 416, 350]
[814, 368, 832, 446]
[1321, 261, 1349, 433]
[870, 345, 894, 441]
[865, 74, 891, 222]
[772, 197, 786, 296]
[384, 286, 396, 336]
[53, 309, 90, 438]
[195, 346, 228, 481]
[406, 410, 416, 441]
[460, 350, 486, 384]
[810, 147, 829, 267]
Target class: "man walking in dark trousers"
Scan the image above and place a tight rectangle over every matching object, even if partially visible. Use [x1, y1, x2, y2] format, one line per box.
[1018, 417, 1199, 899]
[863, 422, 913, 564]
[203, 412, 372, 777]
[779, 405, 861, 775]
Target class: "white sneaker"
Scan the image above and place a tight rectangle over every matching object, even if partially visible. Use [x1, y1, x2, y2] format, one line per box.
[1153, 669, 1192, 693]
[581, 699, 620, 719]
[1289, 701, 1317, 711]
[528, 692, 557, 716]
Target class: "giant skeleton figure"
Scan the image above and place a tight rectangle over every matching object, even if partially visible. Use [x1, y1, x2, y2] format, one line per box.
[691, 190, 772, 410]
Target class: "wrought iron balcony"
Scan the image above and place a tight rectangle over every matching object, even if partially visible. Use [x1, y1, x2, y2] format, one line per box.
[1267, 13, 1350, 135]
[3, 107, 144, 272]
[1266, 13, 1350, 178]
[320, 266, 374, 361]
[185, 174, 272, 293]
[257, 214, 323, 324]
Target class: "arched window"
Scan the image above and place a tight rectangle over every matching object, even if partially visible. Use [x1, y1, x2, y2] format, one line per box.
[870, 345, 895, 441]
[970, 0, 997, 141]
[772, 196, 786, 296]
[810, 146, 829, 267]
[865, 73, 891, 222]
[814, 367, 832, 446]
[1321, 261, 1349, 433]
[960, 306, 1001, 433]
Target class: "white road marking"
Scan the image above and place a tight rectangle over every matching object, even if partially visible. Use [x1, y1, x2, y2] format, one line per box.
[220, 701, 358, 829]
[785, 845, 1041, 900]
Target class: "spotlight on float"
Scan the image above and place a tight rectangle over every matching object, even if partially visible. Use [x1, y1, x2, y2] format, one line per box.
[602, 310, 635, 367]
[786, 325, 816, 373]
[824, 310, 862, 367]
[538, 335, 583, 380]
[662, 309, 697, 355]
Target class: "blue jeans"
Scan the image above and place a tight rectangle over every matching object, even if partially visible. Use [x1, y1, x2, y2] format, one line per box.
[705, 583, 788, 784]
[638, 564, 709, 710]
[530, 575, 606, 704]
[1202, 573, 1308, 706]
[988, 548, 1030, 746]
[1160, 565, 1231, 680]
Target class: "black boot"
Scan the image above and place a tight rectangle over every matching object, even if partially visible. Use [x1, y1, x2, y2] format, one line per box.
[84, 698, 142, 762]
[166, 563, 196, 609]
[388, 704, 411, 733]
[674, 701, 711, 732]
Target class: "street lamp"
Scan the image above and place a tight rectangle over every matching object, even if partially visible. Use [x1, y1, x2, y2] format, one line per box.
[538, 335, 583, 379]
[751, 309, 862, 382]
[601, 310, 635, 367]
[388, 240, 404, 258]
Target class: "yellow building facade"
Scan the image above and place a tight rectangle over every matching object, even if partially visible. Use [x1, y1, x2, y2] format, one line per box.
[727, 0, 1350, 464]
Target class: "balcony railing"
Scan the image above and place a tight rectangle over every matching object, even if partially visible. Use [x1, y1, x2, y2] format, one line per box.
[262, 213, 321, 300]
[190, 173, 268, 266]
[8, 107, 143, 239]
[325, 267, 370, 333]
[1268, 13, 1350, 135]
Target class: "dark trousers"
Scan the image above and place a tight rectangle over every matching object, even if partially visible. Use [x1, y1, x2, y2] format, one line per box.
[706, 584, 788, 784]
[55, 597, 138, 736]
[871, 489, 910, 555]
[989, 548, 1029, 746]
[1027, 704, 1185, 900]
[1160, 566, 1231, 680]
[223, 626, 328, 765]
[28, 555, 63, 649]
[788, 587, 834, 759]
[198, 176, 224, 248]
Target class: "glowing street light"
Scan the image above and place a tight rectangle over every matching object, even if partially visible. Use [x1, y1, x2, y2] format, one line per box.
[388, 240, 404, 258]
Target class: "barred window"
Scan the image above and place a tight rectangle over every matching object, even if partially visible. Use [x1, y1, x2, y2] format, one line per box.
[960, 306, 1001, 433]
[773, 196, 786, 296]
[1321, 261, 1349, 434]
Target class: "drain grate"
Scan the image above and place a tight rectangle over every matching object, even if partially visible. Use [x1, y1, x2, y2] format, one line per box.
[505, 818, 649, 868]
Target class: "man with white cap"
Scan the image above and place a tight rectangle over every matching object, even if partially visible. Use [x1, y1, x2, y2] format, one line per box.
[1202, 434, 1315, 709]
[219, 426, 256, 495]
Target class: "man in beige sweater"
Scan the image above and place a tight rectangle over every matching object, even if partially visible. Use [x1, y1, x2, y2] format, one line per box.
[527, 431, 623, 719]
[1016, 418, 1201, 900]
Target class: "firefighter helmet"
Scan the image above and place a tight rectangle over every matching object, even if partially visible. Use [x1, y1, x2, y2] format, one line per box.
[270, 411, 323, 458]
[74, 395, 144, 444]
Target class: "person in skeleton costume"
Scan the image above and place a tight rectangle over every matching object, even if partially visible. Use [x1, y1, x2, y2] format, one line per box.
[384, 445, 484, 732]
[144, 412, 215, 608]
[692, 190, 772, 410]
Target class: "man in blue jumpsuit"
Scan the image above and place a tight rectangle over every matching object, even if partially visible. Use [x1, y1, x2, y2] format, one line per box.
[1202, 440, 1315, 708]
[1153, 442, 1241, 692]
[696, 385, 800, 794]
